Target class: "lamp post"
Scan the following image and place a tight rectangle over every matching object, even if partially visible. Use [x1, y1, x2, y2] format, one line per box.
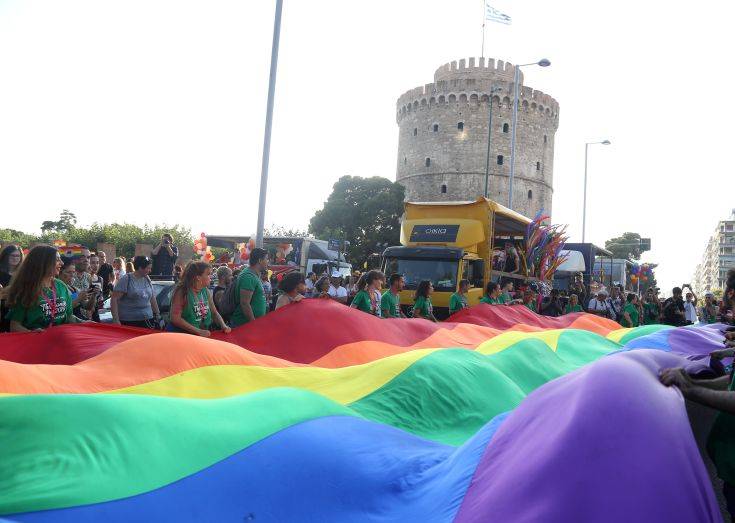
[255, 0, 284, 248]
[484, 85, 503, 198]
[582, 139, 611, 243]
[508, 58, 550, 210]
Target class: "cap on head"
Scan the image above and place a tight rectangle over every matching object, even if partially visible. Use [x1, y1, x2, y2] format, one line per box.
[331, 270, 341, 278]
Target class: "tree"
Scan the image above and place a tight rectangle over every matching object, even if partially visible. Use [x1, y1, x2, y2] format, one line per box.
[309, 176, 405, 266]
[605, 232, 643, 260]
[40, 209, 77, 234]
[264, 225, 311, 238]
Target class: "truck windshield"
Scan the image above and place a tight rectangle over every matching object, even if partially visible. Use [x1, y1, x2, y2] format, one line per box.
[384, 258, 458, 291]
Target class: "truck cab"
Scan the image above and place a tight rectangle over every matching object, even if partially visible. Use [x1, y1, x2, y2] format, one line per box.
[381, 198, 532, 319]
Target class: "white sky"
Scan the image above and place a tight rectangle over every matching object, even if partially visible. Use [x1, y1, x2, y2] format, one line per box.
[1, 0, 732, 292]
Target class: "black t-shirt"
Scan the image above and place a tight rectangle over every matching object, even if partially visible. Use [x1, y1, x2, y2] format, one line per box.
[152, 245, 179, 277]
[0, 270, 10, 332]
[662, 297, 686, 326]
[503, 251, 518, 273]
[98, 263, 114, 296]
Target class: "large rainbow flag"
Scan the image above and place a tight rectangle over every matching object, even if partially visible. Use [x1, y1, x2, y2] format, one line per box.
[0, 301, 727, 522]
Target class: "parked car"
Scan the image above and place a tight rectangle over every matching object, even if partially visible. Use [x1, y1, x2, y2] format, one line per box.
[99, 281, 176, 323]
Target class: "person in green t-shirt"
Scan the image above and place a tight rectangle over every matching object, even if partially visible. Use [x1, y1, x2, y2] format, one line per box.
[564, 293, 583, 314]
[6, 245, 82, 332]
[642, 289, 661, 325]
[701, 292, 719, 324]
[523, 291, 538, 313]
[449, 279, 470, 316]
[498, 281, 521, 305]
[661, 352, 735, 520]
[413, 280, 437, 322]
[168, 261, 230, 336]
[480, 282, 502, 305]
[231, 248, 270, 327]
[620, 293, 640, 328]
[381, 273, 406, 318]
[351, 270, 386, 317]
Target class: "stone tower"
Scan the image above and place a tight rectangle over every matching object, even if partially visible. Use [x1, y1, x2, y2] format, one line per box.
[395, 57, 559, 217]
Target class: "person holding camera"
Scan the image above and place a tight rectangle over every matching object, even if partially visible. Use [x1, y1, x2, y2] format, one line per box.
[151, 233, 179, 279]
[662, 286, 687, 326]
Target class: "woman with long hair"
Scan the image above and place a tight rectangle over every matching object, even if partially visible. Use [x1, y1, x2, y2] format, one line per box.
[413, 279, 437, 322]
[0, 244, 24, 331]
[275, 272, 306, 310]
[167, 261, 230, 336]
[111, 256, 161, 328]
[0, 245, 23, 287]
[350, 270, 385, 316]
[5, 245, 80, 331]
[125, 260, 135, 275]
[112, 257, 126, 284]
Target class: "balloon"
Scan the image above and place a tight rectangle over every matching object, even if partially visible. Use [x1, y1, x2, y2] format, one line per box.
[241, 252, 250, 261]
[200, 232, 206, 238]
[247, 239, 256, 250]
[641, 276, 648, 281]
[631, 275, 638, 282]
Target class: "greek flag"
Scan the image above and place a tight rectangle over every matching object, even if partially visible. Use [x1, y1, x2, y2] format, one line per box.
[485, 2, 511, 25]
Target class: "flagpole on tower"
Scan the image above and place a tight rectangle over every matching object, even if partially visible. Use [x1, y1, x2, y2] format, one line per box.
[481, 0, 486, 59]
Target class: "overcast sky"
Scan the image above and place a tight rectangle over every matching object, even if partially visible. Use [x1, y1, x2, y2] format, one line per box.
[1, 0, 732, 291]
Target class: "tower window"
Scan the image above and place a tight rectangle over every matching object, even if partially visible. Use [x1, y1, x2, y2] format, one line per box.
[497, 155, 504, 165]
[536, 162, 541, 171]
[441, 184, 447, 194]
[503, 123, 509, 133]
[457, 122, 464, 131]
[433, 124, 439, 132]
[544, 135, 547, 144]
[425, 157, 431, 167]
[528, 190, 533, 200]
[413, 128, 417, 136]
[403, 157, 407, 165]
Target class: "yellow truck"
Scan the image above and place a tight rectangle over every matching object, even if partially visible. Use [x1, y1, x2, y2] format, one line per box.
[381, 197, 533, 319]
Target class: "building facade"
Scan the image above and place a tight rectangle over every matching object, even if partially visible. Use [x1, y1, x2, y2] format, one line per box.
[395, 57, 559, 218]
[693, 210, 735, 295]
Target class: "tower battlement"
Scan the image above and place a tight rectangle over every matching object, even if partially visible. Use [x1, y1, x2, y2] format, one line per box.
[433, 57, 520, 83]
[394, 57, 560, 218]
[396, 78, 559, 124]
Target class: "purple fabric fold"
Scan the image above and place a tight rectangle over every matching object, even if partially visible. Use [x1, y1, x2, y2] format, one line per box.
[455, 349, 723, 523]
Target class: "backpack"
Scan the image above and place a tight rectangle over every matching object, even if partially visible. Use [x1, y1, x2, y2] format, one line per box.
[216, 281, 239, 320]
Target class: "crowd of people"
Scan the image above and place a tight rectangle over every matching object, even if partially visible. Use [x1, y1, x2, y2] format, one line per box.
[2, 238, 735, 337]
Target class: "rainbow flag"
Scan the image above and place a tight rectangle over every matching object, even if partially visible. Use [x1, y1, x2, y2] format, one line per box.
[0, 302, 725, 521]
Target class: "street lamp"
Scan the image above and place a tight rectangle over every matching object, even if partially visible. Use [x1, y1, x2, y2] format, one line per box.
[508, 59, 551, 210]
[581, 139, 612, 243]
[255, 0, 284, 248]
[484, 85, 503, 198]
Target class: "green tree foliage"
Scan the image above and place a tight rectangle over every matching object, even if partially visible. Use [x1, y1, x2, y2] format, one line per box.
[2, 211, 193, 260]
[264, 225, 312, 238]
[309, 176, 405, 266]
[605, 232, 643, 260]
[0, 228, 38, 247]
[40, 209, 77, 234]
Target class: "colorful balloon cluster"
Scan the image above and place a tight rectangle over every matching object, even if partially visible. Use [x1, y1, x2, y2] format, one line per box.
[238, 239, 257, 263]
[630, 263, 652, 283]
[523, 211, 569, 281]
[194, 233, 214, 262]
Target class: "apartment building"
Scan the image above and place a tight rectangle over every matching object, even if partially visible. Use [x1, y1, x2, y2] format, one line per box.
[693, 210, 735, 294]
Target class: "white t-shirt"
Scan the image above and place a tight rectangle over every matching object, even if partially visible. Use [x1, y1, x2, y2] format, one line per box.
[684, 301, 698, 323]
[588, 298, 616, 320]
[328, 285, 348, 298]
[305, 279, 315, 291]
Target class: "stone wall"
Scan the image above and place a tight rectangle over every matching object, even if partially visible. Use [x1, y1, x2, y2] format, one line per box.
[395, 57, 558, 217]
